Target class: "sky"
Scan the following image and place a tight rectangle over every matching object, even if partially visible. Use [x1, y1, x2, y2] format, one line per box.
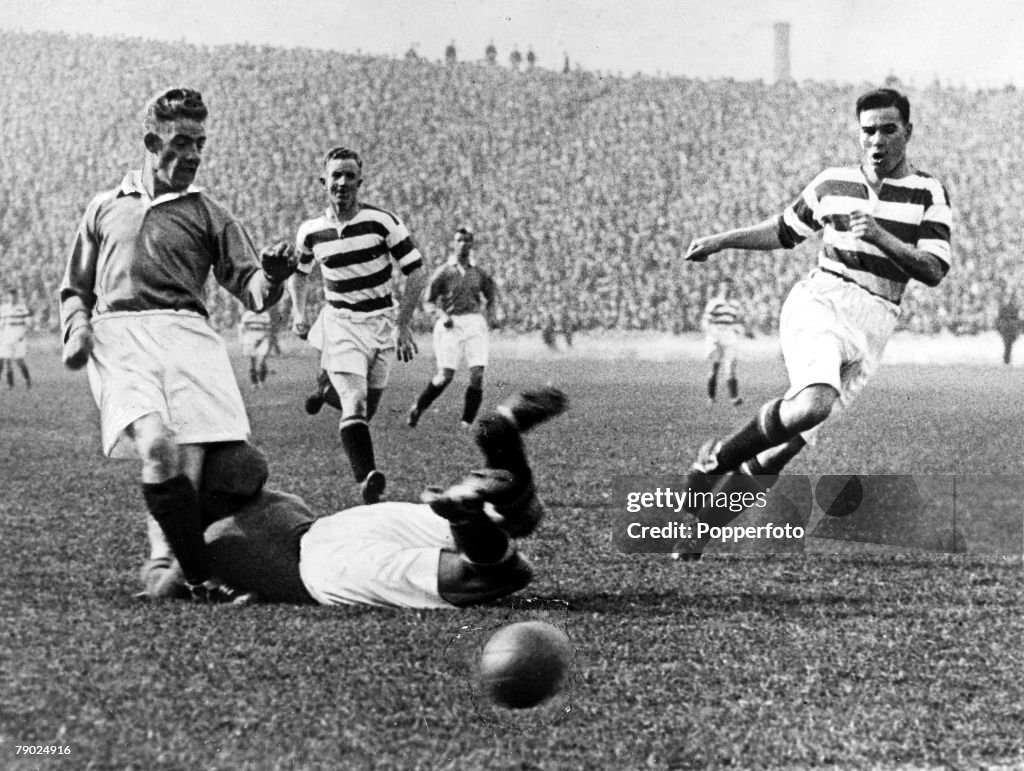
[5, 0, 1024, 87]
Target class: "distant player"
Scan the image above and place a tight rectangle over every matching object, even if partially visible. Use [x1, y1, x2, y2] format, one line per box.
[995, 288, 1022, 365]
[238, 309, 273, 388]
[60, 87, 296, 602]
[408, 226, 497, 429]
[287, 146, 427, 504]
[676, 88, 952, 558]
[0, 287, 32, 389]
[140, 388, 567, 609]
[701, 278, 748, 406]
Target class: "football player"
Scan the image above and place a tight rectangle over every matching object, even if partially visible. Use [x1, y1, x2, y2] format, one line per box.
[238, 309, 274, 388]
[676, 87, 951, 559]
[701, 277, 749, 406]
[408, 226, 498, 429]
[140, 388, 567, 608]
[287, 146, 427, 505]
[60, 87, 297, 602]
[0, 287, 33, 389]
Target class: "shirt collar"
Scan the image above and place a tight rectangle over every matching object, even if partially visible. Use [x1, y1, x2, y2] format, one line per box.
[447, 254, 476, 268]
[118, 170, 201, 206]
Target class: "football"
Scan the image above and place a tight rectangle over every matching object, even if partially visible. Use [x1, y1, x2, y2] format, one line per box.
[477, 621, 574, 709]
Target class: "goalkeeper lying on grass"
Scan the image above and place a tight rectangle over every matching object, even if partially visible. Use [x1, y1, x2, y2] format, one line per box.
[139, 388, 567, 608]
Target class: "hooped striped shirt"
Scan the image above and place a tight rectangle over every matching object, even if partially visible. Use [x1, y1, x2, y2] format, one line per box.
[295, 204, 423, 317]
[702, 297, 742, 328]
[0, 302, 31, 340]
[777, 166, 952, 304]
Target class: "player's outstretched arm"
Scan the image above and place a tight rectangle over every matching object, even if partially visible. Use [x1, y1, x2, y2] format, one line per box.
[685, 217, 785, 262]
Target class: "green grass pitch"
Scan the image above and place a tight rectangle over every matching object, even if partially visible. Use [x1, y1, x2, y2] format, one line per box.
[1, 343, 1021, 769]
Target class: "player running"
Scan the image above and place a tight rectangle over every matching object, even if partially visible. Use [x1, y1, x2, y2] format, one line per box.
[238, 309, 273, 388]
[675, 87, 952, 559]
[408, 226, 498, 429]
[139, 388, 567, 608]
[287, 146, 427, 505]
[60, 87, 296, 602]
[701, 277, 748, 406]
[0, 287, 33, 389]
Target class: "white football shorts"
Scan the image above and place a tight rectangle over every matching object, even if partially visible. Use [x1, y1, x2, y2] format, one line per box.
[241, 330, 271, 358]
[87, 311, 250, 458]
[779, 269, 899, 442]
[433, 313, 489, 370]
[299, 502, 457, 608]
[309, 306, 394, 389]
[704, 325, 740, 366]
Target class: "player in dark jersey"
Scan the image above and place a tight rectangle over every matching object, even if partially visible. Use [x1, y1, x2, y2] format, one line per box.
[408, 227, 498, 429]
[60, 87, 296, 602]
[139, 388, 567, 609]
[675, 88, 952, 559]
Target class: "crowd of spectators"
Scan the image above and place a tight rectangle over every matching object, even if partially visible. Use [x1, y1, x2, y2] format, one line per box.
[1, 30, 1020, 337]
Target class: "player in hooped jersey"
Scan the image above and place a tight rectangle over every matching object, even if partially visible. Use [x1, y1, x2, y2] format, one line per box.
[701, 277, 747, 406]
[60, 88, 296, 602]
[288, 147, 427, 505]
[238, 310, 273, 388]
[408, 226, 498, 429]
[0, 287, 33, 389]
[676, 88, 952, 559]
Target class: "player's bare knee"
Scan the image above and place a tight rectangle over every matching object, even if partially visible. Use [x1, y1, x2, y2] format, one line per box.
[783, 385, 838, 432]
[138, 431, 180, 479]
[434, 369, 455, 387]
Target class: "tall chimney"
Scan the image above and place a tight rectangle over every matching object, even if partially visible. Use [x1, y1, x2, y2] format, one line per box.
[774, 22, 791, 82]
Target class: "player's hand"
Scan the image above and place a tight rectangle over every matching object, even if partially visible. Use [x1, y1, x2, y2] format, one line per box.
[850, 210, 883, 244]
[442, 315, 454, 329]
[292, 317, 310, 340]
[684, 236, 719, 263]
[395, 326, 418, 362]
[63, 323, 94, 370]
[259, 241, 297, 284]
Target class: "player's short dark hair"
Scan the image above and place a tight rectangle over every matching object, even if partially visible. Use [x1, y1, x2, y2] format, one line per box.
[856, 88, 910, 124]
[454, 226, 474, 242]
[322, 146, 363, 171]
[143, 87, 208, 132]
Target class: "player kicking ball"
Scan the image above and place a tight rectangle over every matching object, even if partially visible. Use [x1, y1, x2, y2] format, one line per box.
[674, 87, 951, 560]
[140, 388, 567, 608]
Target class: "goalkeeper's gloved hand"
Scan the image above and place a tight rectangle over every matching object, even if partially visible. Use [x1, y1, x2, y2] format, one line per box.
[259, 241, 297, 284]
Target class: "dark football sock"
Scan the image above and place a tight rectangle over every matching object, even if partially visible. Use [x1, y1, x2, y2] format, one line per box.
[258, 361, 268, 384]
[708, 362, 720, 399]
[142, 475, 209, 585]
[727, 377, 739, 400]
[715, 398, 789, 472]
[20, 363, 30, 388]
[340, 421, 376, 483]
[415, 380, 448, 412]
[473, 413, 530, 477]
[249, 365, 258, 385]
[750, 436, 807, 477]
[462, 386, 484, 424]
